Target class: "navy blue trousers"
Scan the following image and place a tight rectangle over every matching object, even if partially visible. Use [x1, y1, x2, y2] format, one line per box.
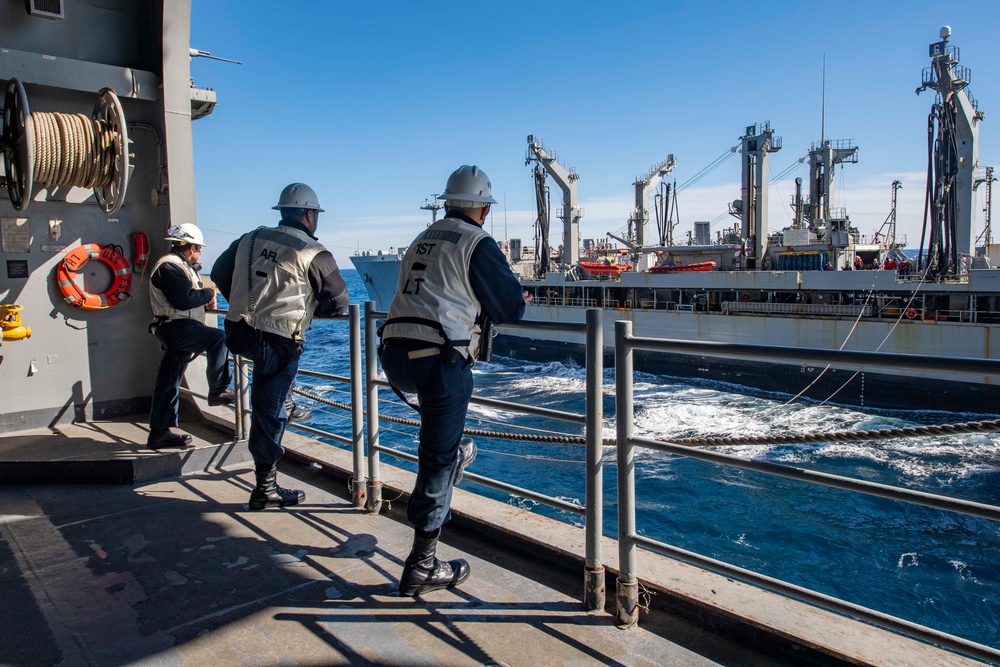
[380, 339, 474, 532]
[247, 339, 301, 467]
[150, 319, 231, 433]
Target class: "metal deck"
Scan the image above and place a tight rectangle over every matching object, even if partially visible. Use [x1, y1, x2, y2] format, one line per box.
[0, 420, 989, 666]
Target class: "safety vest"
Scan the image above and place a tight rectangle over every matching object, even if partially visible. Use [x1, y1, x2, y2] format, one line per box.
[149, 252, 207, 323]
[224, 225, 326, 342]
[381, 216, 490, 358]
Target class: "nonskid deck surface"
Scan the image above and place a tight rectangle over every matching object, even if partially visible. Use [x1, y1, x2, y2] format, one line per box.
[0, 415, 248, 484]
[0, 459, 786, 667]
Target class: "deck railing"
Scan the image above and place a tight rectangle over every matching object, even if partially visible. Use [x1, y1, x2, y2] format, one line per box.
[223, 304, 1000, 664]
[612, 320, 1000, 664]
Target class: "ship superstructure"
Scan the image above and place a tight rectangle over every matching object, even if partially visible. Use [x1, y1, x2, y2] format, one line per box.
[0, 0, 224, 431]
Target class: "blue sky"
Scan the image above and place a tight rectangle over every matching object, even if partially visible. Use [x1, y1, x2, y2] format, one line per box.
[190, 0, 1000, 270]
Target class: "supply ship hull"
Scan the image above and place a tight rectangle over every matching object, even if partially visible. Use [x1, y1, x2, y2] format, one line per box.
[502, 270, 1000, 412]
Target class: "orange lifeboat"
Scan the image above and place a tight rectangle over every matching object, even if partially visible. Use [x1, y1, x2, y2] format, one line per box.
[579, 260, 631, 276]
[649, 261, 717, 273]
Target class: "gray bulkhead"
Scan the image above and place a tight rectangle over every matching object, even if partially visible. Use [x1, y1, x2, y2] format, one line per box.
[0, 1, 207, 431]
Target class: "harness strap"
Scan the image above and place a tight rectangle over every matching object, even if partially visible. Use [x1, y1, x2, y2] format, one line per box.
[376, 317, 476, 414]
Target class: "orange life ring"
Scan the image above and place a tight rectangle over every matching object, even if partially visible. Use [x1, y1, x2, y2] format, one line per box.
[56, 243, 132, 309]
[904, 308, 918, 320]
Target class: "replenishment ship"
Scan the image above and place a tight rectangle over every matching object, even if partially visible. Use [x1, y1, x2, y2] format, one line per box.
[354, 27, 999, 413]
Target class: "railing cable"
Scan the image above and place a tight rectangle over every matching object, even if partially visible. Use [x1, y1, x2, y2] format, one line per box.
[291, 387, 1000, 448]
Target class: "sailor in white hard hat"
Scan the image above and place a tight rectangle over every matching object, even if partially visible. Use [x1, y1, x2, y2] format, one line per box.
[378, 165, 532, 596]
[148, 223, 235, 448]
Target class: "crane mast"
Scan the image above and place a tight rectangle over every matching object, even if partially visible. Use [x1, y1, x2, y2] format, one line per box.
[917, 26, 985, 277]
[738, 122, 781, 270]
[526, 135, 582, 269]
[631, 155, 676, 249]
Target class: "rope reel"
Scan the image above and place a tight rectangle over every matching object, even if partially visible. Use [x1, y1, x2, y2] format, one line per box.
[2, 78, 130, 214]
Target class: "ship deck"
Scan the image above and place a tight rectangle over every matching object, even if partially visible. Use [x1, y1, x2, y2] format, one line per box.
[0, 419, 988, 666]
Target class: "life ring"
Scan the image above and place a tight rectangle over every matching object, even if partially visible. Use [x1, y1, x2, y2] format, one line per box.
[904, 308, 918, 320]
[56, 243, 132, 309]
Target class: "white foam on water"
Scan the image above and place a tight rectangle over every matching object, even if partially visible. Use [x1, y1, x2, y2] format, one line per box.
[948, 560, 982, 584]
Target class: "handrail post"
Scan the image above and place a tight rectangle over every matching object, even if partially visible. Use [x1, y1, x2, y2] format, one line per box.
[615, 319, 638, 626]
[364, 301, 383, 514]
[234, 354, 249, 440]
[584, 308, 605, 611]
[349, 304, 366, 509]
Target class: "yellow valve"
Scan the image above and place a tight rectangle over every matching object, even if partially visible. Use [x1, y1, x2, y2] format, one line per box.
[0, 304, 32, 341]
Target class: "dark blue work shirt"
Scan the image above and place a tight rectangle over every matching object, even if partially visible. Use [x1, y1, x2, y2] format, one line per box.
[150, 251, 214, 311]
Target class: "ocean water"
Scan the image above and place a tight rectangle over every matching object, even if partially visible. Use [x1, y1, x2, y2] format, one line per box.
[275, 270, 1000, 650]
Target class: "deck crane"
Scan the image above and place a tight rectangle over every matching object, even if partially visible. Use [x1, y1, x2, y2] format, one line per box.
[629, 155, 676, 249]
[728, 122, 782, 270]
[526, 135, 582, 269]
[917, 26, 985, 278]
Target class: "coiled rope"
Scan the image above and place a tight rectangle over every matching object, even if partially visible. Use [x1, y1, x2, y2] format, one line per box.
[292, 387, 1000, 449]
[31, 112, 116, 188]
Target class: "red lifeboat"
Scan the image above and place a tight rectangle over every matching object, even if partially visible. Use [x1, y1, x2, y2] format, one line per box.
[649, 261, 716, 273]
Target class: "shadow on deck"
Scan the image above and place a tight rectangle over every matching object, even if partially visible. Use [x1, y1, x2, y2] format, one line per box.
[0, 419, 987, 666]
[0, 452, 786, 666]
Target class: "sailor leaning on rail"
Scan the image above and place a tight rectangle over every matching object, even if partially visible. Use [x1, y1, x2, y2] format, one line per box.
[211, 183, 350, 511]
[379, 165, 531, 597]
[147, 224, 235, 449]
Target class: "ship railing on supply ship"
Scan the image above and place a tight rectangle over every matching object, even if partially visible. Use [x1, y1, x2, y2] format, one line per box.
[722, 301, 873, 317]
[612, 319, 1000, 665]
[534, 295, 601, 307]
[854, 233, 909, 246]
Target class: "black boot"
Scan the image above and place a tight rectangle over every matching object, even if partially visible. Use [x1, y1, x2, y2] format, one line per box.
[399, 528, 471, 597]
[248, 464, 305, 510]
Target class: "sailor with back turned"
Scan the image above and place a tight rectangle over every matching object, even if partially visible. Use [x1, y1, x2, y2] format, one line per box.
[211, 183, 349, 510]
[379, 165, 531, 596]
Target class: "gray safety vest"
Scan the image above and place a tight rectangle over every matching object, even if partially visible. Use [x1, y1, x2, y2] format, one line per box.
[224, 225, 326, 342]
[149, 253, 206, 323]
[380, 216, 490, 358]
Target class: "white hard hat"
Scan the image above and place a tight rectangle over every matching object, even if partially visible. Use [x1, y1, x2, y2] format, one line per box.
[437, 165, 498, 207]
[272, 182, 325, 212]
[165, 223, 205, 246]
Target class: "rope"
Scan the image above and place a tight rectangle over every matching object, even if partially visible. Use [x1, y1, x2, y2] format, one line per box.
[294, 388, 586, 444]
[670, 419, 1000, 447]
[30, 111, 116, 188]
[291, 388, 1000, 449]
[769, 261, 935, 412]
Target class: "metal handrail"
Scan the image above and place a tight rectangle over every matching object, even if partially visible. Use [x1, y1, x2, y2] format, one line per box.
[361, 302, 609, 611]
[613, 318, 1000, 664]
[224, 303, 1000, 659]
[216, 306, 364, 483]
